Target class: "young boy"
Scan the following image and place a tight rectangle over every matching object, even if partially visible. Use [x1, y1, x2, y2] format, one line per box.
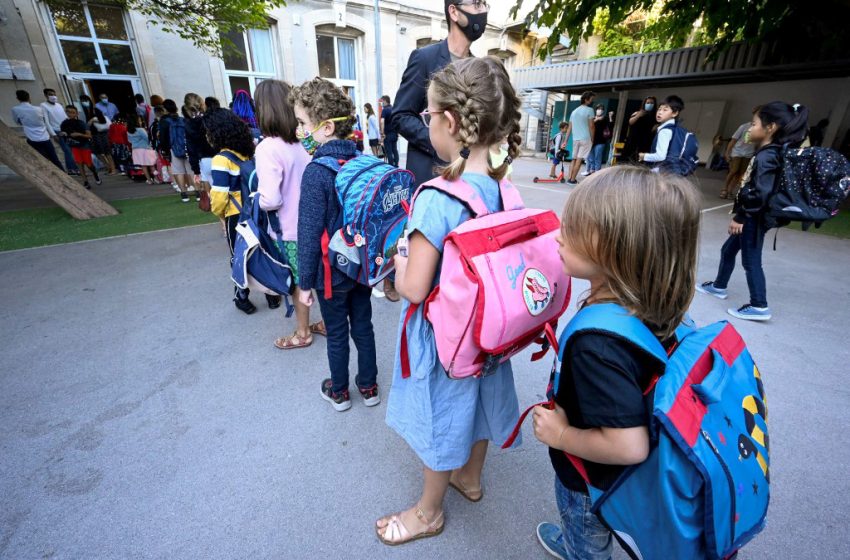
[60, 105, 101, 189]
[549, 121, 569, 178]
[638, 95, 684, 166]
[290, 77, 379, 412]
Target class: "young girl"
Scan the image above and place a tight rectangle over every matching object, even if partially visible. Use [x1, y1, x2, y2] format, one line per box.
[697, 102, 810, 321]
[183, 93, 216, 207]
[364, 103, 381, 157]
[108, 115, 131, 174]
[532, 166, 701, 559]
[290, 77, 378, 412]
[127, 115, 156, 184]
[253, 78, 325, 349]
[376, 56, 524, 545]
[88, 108, 116, 175]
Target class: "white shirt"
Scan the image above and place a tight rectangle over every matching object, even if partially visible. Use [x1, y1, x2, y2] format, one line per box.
[643, 120, 675, 163]
[11, 102, 50, 142]
[40, 101, 67, 133]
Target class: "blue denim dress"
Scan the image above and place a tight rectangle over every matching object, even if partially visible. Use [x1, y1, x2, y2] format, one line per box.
[385, 173, 522, 472]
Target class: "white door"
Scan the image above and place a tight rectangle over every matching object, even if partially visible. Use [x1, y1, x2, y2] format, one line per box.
[687, 101, 727, 164]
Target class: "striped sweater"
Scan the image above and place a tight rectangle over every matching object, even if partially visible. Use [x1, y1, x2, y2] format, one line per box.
[210, 149, 249, 218]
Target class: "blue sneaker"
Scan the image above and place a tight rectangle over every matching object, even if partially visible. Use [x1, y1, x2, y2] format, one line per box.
[536, 522, 568, 559]
[728, 304, 772, 322]
[696, 281, 728, 300]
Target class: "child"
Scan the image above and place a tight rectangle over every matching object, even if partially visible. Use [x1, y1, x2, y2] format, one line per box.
[127, 115, 156, 184]
[108, 115, 131, 174]
[204, 108, 277, 314]
[638, 94, 683, 166]
[549, 121, 568, 178]
[252, 78, 324, 350]
[289, 77, 378, 411]
[697, 102, 810, 321]
[376, 56, 524, 545]
[88, 107, 116, 175]
[183, 93, 217, 206]
[60, 105, 101, 189]
[532, 165, 701, 559]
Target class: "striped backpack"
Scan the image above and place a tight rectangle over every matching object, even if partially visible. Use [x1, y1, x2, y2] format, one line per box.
[506, 303, 769, 559]
[314, 155, 413, 296]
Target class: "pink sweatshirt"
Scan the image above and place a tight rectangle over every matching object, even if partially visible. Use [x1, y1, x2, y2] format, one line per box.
[255, 136, 311, 240]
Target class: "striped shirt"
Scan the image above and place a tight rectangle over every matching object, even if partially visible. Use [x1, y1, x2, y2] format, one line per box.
[210, 149, 248, 218]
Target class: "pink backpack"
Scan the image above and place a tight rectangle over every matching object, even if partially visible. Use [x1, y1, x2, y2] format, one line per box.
[401, 177, 571, 379]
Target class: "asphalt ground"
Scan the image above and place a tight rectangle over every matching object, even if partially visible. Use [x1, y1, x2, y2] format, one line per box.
[1, 158, 848, 559]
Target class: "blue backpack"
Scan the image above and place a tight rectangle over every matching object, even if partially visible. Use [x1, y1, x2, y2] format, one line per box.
[169, 117, 188, 158]
[220, 152, 294, 315]
[507, 303, 769, 559]
[314, 155, 414, 295]
[655, 124, 699, 176]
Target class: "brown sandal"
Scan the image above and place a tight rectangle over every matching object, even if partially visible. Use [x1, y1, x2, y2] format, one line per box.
[273, 331, 313, 350]
[376, 507, 444, 546]
[449, 472, 483, 502]
[309, 321, 327, 337]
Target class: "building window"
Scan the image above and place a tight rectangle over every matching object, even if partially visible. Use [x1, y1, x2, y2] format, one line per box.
[49, 1, 137, 76]
[220, 27, 277, 98]
[315, 33, 357, 103]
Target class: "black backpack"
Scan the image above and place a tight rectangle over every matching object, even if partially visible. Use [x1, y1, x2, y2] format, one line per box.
[766, 146, 850, 229]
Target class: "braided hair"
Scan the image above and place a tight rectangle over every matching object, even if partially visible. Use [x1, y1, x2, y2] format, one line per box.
[429, 57, 523, 181]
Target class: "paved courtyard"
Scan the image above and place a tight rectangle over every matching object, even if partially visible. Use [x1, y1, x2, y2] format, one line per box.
[1, 159, 848, 559]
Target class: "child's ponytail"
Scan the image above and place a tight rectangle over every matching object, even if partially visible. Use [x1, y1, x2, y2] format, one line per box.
[758, 101, 810, 147]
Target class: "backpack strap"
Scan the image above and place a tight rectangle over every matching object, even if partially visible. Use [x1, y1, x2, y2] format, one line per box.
[498, 179, 525, 211]
[313, 155, 344, 174]
[412, 176, 491, 217]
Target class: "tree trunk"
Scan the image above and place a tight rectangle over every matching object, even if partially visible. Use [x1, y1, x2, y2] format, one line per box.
[0, 121, 118, 219]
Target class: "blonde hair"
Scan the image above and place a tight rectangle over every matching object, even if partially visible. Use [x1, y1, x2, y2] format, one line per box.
[182, 92, 204, 118]
[428, 56, 522, 181]
[561, 166, 701, 339]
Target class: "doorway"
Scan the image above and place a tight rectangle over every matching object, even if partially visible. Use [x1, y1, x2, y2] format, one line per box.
[86, 79, 136, 117]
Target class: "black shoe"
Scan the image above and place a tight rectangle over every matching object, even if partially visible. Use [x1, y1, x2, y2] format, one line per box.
[566, 179, 578, 185]
[180, 192, 190, 203]
[233, 296, 257, 315]
[266, 294, 282, 309]
[94, 176, 102, 185]
[320, 378, 352, 411]
[84, 181, 91, 190]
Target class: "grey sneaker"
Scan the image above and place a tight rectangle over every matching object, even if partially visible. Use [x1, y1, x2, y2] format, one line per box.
[536, 522, 568, 559]
[696, 281, 728, 300]
[320, 378, 351, 411]
[727, 304, 772, 322]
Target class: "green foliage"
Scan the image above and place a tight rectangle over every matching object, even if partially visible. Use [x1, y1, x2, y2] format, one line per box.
[512, 0, 850, 61]
[591, 7, 698, 59]
[45, 0, 285, 54]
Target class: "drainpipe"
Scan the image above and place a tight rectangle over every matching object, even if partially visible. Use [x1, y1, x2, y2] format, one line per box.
[373, 0, 383, 102]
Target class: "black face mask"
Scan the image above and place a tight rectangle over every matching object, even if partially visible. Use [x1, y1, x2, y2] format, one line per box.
[457, 7, 487, 42]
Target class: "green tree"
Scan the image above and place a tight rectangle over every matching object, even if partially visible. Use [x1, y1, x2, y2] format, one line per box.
[513, 0, 850, 61]
[46, 0, 286, 54]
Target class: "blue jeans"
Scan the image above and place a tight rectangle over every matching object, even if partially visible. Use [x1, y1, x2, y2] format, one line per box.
[555, 477, 613, 560]
[713, 217, 768, 307]
[55, 135, 78, 172]
[586, 143, 607, 172]
[383, 138, 399, 167]
[316, 279, 378, 393]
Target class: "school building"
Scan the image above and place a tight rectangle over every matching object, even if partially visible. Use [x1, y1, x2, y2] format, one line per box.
[514, 41, 850, 163]
[0, 0, 535, 139]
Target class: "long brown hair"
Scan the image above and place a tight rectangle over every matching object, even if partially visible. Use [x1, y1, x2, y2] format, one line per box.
[428, 56, 522, 182]
[560, 166, 701, 339]
[255, 79, 299, 143]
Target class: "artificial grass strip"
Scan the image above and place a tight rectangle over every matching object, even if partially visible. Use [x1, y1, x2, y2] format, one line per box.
[0, 195, 218, 251]
[790, 211, 850, 239]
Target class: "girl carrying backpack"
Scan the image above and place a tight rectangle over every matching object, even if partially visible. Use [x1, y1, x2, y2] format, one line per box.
[697, 102, 810, 321]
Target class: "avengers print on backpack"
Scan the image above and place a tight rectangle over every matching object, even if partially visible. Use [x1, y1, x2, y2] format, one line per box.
[313, 154, 414, 294]
[506, 303, 769, 559]
[765, 146, 850, 229]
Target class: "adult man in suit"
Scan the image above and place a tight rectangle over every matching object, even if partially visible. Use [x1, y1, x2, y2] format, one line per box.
[384, 0, 488, 302]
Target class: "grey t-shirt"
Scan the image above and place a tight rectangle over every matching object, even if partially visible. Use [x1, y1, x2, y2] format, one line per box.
[569, 104, 595, 142]
[731, 122, 756, 158]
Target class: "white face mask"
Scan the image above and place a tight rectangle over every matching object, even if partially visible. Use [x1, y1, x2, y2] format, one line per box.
[596, 109, 604, 116]
[48, 95, 58, 103]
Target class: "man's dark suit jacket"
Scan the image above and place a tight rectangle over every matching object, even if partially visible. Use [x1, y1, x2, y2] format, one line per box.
[391, 40, 451, 187]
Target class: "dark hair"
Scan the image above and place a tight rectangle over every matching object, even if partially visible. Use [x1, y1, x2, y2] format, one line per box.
[594, 103, 605, 111]
[162, 98, 178, 114]
[135, 93, 145, 104]
[205, 96, 221, 111]
[203, 108, 255, 158]
[150, 95, 163, 106]
[364, 103, 375, 117]
[93, 108, 106, 124]
[126, 115, 138, 133]
[580, 91, 596, 104]
[662, 95, 684, 114]
[65, 104, 76, 111]
[558, 121, 568, 130]
[44, 88, 55, 97]
[444, 0, 454, 28]
[757, 101, 810, 147]
[381, 95, 391, 104]
[153, 105, 166, 116]
[289, 77, 356, 140]
[644, 96, 657, 105]
[231, 90, 257, 128]
[79, 94, 94, 120]
[15, 90, 30, 102]
[255, 80, 298, 143]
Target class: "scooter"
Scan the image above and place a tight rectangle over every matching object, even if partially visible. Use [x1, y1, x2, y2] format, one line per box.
[533, 149, 569, 184]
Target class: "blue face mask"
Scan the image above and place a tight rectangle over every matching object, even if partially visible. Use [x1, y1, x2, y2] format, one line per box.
[645, 103, 655, 111]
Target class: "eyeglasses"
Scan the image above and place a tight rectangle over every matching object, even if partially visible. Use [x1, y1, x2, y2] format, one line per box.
[420, 110, 444, 127]
[455, 0, 489, 11]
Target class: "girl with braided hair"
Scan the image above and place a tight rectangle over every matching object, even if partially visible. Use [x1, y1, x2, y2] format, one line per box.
[377, 56, 524, 546]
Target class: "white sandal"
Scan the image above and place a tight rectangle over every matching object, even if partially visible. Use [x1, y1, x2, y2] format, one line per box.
[376, 507, 444, 546]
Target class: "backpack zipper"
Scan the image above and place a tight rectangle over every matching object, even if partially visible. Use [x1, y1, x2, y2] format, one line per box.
[700, 429, 737, 551]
